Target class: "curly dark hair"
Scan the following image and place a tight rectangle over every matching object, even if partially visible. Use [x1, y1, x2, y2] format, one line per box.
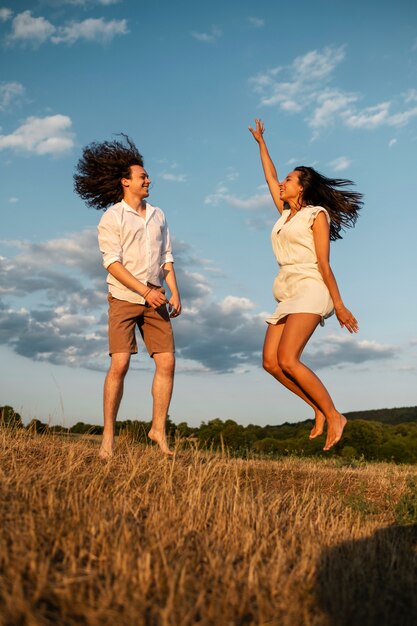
[294, 166, 363, 241]
[74, 134, 144, 210]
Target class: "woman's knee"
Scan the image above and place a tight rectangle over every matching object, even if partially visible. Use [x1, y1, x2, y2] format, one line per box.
[277, 353, 297, 376]
[263, 355, 279, 377]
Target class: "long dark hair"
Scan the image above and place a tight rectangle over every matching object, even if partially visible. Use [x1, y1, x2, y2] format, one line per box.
[295, 166, 363, 241]
[74, 134, 144, 210]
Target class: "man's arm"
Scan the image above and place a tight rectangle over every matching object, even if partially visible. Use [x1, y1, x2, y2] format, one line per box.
[107, 261, 168, 309]
[98, 211, 167, 309]
[159, 214, 181, 317]
[163, 262, 182, 317]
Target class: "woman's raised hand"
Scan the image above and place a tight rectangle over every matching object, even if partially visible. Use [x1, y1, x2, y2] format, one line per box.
[248, 118, 265, 143]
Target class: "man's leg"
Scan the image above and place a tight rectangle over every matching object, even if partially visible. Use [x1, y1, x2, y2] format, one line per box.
[100, 352, 131, 458]
[148, 351, 175, 455]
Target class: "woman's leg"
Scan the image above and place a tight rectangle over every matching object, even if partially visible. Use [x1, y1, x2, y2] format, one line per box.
[277, 313, 346, 450]
[263, 322, 326, 438]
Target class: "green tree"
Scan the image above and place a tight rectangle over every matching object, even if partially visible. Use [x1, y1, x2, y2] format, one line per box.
[340, 445, 359, 460]
[175, 421, 198, 439]
[253, 438, 285, 455]
[26, 418, 49, 434]
[49, 425, 69, 434]
[198, 419, 225, 447]
[70, 422, 93, 434]
[378, 439, 416, 464]
[342, 420, 384, 459]
[0, 405, 23, 428]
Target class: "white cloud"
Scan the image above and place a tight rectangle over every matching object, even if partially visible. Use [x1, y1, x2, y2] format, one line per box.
[388, 138, 397, 148]
[6, 10, 128, 46]
[343, 100, 417, 131]
[204, 184, 230, 206]
[226, 167, 239, 182]
[0, 231, 401, 375]
[328, 156, 352, 172]
[0, 231, 258, 373]
[343, 102, 390, 129]
[0, 7, 12, 21]
[191, 26, 222, 43]
[250, 46, 346, 112]
[205, 184, 272, 211]
[404, 89, 417, 103]
[220, 296, 255, 314]
[306, 335, 397, 369]
[161, 172, 187, 183]
[8, 197, 18, 204]
[309, 89, 358, 129]
[250, 45, 417, 136]
[204, 182, 275, 231]
[386, 106, 417, 127]
[247, 17, 264, 28]
[8, 10, 56, 46]
[294, 46, 346, 82]
[226, 193, 272, 210]
[0, 115, 74, 155]
[55, 1, 121, 5]
[0, 81, 25, 111]
[51, 17, 128, 44]
[281, 100, 302, 112]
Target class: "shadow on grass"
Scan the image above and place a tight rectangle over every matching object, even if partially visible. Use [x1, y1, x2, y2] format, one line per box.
[315, 524, 417, 626]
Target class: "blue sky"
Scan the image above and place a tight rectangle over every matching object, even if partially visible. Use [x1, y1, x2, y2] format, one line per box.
[1, 0, 416, 428]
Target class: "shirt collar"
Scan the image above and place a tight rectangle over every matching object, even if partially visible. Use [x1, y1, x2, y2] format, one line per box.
[121, 199, 155, 220]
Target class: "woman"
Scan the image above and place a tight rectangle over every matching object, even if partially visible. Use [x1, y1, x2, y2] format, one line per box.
[249, 119, 362, 451]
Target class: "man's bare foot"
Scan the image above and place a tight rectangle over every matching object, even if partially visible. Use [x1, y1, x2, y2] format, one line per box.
[309, 411, 326, 439]
[99, 444, 113, 460]
[323, 414, 347, 451]
[98, 435, 114, 460]
[148, 429, 174, 456]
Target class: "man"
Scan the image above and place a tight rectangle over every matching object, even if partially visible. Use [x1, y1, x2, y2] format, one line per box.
[74, 136, 181, 457]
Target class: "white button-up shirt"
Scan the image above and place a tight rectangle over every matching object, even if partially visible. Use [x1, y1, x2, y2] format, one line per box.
[97, 200, 174, 304]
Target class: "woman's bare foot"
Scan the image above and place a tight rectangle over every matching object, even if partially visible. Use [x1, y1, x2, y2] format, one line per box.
[148, 429, 174, 456]
[323, 414, 347, 451]
[309, 410, 326, 439]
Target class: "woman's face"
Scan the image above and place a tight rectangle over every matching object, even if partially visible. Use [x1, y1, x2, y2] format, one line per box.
[280, 170, 303, 204]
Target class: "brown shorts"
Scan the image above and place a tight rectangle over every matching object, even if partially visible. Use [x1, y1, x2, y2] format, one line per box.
[107, 293, 175, 357]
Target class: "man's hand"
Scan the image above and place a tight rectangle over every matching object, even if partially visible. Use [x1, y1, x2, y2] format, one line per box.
[145, 288, 168, 309]
[168, 293, 182, 318]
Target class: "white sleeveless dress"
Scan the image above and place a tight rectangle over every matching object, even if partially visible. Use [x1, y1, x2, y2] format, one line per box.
[266, 205, 334, 326]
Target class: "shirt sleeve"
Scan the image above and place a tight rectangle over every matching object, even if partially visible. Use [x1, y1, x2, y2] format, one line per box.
[160, 215, 174, 265]
[307, 206, 330, 227]
[97, 210, 123, 269]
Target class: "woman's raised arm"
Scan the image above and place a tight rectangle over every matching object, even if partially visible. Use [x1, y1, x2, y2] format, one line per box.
[248, 118, 284, 214]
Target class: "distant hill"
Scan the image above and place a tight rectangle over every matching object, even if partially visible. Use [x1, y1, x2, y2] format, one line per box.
[344, 406, 417, 425]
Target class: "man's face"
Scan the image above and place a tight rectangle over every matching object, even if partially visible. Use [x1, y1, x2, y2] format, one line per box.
[123, 165, 151, 200]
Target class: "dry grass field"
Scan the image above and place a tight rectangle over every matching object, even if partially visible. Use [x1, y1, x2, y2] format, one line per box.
[0, 427, 416, 626]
